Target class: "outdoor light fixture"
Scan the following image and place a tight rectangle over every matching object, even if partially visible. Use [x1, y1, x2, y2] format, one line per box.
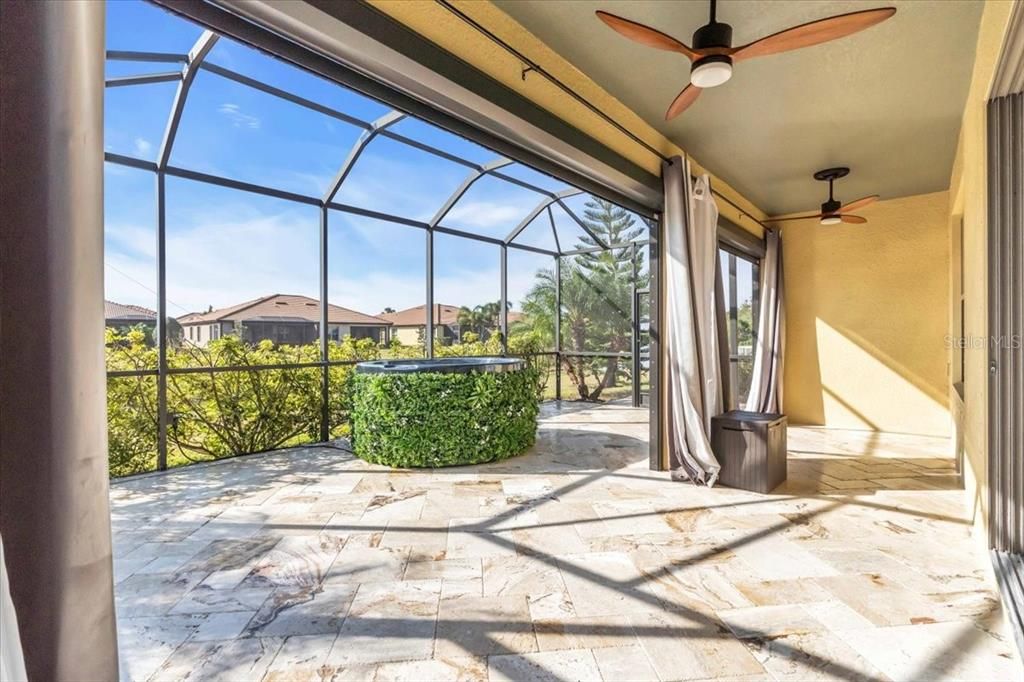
[690, 56, 733, 88]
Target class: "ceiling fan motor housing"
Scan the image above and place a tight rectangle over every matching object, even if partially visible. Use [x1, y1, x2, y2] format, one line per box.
[691, 22, 733, 86]
[821, 199, 842, 215]
[692, 21, 732, 50]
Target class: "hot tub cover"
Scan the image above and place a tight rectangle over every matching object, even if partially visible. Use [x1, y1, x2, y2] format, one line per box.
[355, 356, 524, 375]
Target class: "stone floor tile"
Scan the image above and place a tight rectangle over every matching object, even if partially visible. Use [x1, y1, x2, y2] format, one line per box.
[148, 636, 284, 682]
[109, 406, 1018, 680]
[380, 518, 449, 560]
[556, 552, 661, 617]
[169, 584, 273, 615]
[816, 573, 948, 626]
[482, 555, 566, 598]
[346, 579, 442, 619]
[372, 655, 487, 682]
[117, 614, 202, 681]
[435, 595, 536, 657]
[246, 534, 345, 588]
[198, 566, 252, 591]
[262, 633, 338, 682]
[325, 546, 408, 585]
[838, 620, 1022, 681]
[745, 630, 886, 681]
[116, 571, 208, 618]
[246, 584, 357, 637]
[533, 614, 639, 651]
[527, 590, 576, 621]
[404, 558, 481, 581]
[591, 644, 659, 682]
[190, 610, 256, 641]
[441, 577, 483, 599]
[718, 604, 828, 640]
[733, 578, 832, 606]
[488, 649, 602, 682]
[328, 615, 436, 666]
[446, 519, 518, 560]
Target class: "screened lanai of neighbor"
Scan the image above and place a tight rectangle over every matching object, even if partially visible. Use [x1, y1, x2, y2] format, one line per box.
[1, 0, 1023, 681]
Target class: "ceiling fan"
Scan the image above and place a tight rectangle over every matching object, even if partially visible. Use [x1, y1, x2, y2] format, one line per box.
[770, 167, 878, 225]
[596, 0, 896, 120]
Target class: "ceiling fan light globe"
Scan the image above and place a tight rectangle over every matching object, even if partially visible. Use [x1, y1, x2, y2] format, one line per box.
[690, 56, 732, 88]
[820, 215, 842, 226]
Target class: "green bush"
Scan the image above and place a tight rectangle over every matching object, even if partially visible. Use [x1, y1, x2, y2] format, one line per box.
[105, 328, 380, 476]
[106, 325, 548, 476]
[351, 364, 540, 468]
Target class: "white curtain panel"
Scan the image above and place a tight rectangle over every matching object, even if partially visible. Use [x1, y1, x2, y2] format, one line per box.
[0, 536, 27, 682]
[745, 228, 785, 413]
[662, 157, 724, 485]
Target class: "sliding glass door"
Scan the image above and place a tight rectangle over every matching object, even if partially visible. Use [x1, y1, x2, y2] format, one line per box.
[719, 247, 760, 410]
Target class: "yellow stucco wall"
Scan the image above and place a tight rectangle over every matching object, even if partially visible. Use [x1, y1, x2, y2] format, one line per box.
[947, 0, 1016, 534]
[366, 0, 768, 237]
[782, 192, 952, 437]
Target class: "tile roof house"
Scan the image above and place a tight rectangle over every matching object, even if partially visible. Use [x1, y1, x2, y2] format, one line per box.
[380, 303, 463, 345]
[380, 303, 524, 346]
[104, 300, 157, 331]
[177, 294, 390, 347]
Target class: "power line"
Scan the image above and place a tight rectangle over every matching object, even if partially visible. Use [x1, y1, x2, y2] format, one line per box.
[104, 262, 192, 315]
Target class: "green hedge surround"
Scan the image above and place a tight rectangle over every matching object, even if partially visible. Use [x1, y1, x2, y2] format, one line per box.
[351, 365, 540, 468]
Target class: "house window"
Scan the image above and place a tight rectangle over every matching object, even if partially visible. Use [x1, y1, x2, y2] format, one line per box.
[719, 246, 760, 410]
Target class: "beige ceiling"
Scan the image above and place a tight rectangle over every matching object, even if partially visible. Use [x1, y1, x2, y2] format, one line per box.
[493, 0, 983, 215]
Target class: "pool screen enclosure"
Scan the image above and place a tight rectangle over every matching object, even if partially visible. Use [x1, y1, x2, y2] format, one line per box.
[102, 1, 658, 475]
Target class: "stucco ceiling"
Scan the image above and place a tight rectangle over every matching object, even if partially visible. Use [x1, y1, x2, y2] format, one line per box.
[493, 0, 983, 215]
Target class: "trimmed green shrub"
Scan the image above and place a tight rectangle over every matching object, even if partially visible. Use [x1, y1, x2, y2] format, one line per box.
[351, 365, 540, 468]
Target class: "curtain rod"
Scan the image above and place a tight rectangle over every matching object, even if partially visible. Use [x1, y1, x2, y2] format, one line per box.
[433, 0, 769, 232]
[707, 179, 770, 230]
[434, 0, 669, 162]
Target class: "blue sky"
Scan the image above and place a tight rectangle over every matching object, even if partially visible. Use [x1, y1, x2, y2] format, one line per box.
[104, 0, 652, 319]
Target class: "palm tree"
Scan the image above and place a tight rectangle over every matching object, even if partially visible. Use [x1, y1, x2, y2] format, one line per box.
[456, 305, 487, 339]
[517, 197, 647, 400]
[456, 301, 508, 340]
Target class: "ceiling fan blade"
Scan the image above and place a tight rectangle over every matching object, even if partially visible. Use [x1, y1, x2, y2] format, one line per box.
[837, 195, 879, 214]
[665, 84, 703, 120]
[732, 8, 896, 62]
[596, 11, 699, 60]
[767, 213, 823, 223]
[840, 214, 867, 224]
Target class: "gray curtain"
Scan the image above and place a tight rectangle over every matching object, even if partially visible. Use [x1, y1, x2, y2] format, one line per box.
[745, 228, 785, 413]
[0, 537, 26, 682]
[663, 157, 724, 485]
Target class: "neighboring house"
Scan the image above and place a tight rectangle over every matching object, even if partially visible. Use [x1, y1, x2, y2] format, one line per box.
[104, 300, 157, 334]
[381, 304, 463, 345]
[380, 304, 524, 345]
[178, 294, 391, 347]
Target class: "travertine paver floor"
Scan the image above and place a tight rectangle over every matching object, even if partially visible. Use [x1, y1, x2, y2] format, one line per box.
[111, 401, 1020, 681]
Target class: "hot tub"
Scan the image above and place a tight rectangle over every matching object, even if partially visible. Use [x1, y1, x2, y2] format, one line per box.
[351, 356, 539, 468]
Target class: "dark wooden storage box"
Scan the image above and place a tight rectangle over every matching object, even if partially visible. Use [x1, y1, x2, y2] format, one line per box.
[710, 411, 788, 493]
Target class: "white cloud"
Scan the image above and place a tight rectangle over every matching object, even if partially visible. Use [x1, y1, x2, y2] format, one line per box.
[332, 152, 466, 223]
[104, 194, 550, 321]
[445, 201, 527, 232]
[133, 137, 153, 156]
[217, 103, 261, 130]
